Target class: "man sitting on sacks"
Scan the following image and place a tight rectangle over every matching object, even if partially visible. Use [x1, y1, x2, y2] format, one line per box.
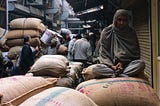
[95, 9, 145, 78]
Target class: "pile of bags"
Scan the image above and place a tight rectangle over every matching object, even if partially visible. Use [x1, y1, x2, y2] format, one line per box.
[5, 18, 46, 48]
[28, 54, 83, 88]
[2, 18, 47, 69]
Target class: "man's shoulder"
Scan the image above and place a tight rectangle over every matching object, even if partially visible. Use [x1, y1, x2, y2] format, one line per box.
[100, 25, 113, 38]
[101, 25, 113, 35]
[103, 24, 113, 31]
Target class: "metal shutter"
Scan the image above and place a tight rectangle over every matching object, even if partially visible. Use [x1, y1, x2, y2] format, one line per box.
[135, 24, 152, 85]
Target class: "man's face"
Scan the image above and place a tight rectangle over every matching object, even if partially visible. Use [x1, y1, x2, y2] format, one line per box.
[114, 14, 128, 30]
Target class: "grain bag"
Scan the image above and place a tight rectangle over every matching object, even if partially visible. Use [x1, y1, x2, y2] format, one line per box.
[67, 62, 83, 81]
[57, 45, 68, 55]
[41, 55, 69, 65]
[6, 37, 41, 47]
[7, 46, 22, 60]
[0, 76, 58, 106]
[37, 23, 47, 33]
[82, 64, 98, 81]
[76, 77, 160, 106]
[9, 18, 42, 30]
[56, 77, 74, 88]
[5, 30, 41, 39]
[29, 57, 67, 77]
[19, 87, 97, 106]
[82, 64, 113, 81]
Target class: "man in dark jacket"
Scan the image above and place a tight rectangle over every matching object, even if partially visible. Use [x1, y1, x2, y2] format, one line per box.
[19, 35, 36, 75]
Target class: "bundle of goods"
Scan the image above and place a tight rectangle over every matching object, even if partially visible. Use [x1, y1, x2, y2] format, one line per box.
[19, 87, 97, 106]
[0, 75, 58, 106]
[29, 55, 68, 77]
[40, 29, 62, 45]
[76, 77, 160, 106]
[5, 18, 47, 48]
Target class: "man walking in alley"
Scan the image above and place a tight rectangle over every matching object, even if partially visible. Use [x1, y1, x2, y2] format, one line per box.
[72, 33, 92, 68]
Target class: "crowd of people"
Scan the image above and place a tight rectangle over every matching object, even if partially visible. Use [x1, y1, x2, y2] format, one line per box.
[0, 9, 145, 80]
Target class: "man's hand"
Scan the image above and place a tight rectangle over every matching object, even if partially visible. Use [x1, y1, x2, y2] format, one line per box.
[111, 62, 123, 75]
[115, 62, 123, 74]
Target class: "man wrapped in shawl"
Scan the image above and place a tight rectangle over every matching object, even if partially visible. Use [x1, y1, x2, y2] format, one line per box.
[97, 9, 145, 77]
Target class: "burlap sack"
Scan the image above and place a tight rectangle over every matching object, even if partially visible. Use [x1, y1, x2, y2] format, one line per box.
[19, 87, 97, 106]
[82, 64, 97, 81]
[30, 37, 41, 47]
[29, 57, 68, 77]
[69, 61, 83, 68]
[0, 76, 58, 106]
[9, 18, 42, 30]
[5, 30, 41, 39]
[57, 45, 68, 55]
[37, 23, 47, 33]
[82, 64, 113, 81]
[7, 46, 22, 60]
[67, 62, 83, 81]
[41, 55, 69, 66]
[6, 37, 41, 47]
[76, 77, 160, 106]
[56, 77, 74, 88]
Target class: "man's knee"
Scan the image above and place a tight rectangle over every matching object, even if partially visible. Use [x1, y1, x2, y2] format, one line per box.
[137, 60, 145, 71]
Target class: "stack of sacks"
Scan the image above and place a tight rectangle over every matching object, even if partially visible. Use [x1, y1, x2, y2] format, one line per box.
[5, 18, 46, 48]
[0, 75, 58, 106]
[76, 77, 160, 106]
[29, 55, 69, 78]
[0, 27, 9, 51]
[19, 87, 97, 106]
